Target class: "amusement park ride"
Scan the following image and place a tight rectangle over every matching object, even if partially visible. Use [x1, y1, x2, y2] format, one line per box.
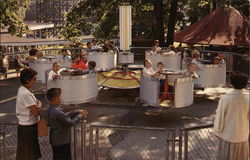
[28, 3, 226, 108]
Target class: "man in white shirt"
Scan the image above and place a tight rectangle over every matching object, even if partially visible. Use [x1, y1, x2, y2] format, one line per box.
[48, 62, 69, 81]
[153, 40, 161, 52]
[149, 46, 158, 55]
[91, 39, 102, 51]
[213, 73, 249, 160]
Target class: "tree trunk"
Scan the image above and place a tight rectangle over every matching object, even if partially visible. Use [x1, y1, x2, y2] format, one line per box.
[166, 0, 178, 46]
[154, 0, 165, 46]
[212, 0, 217, 10]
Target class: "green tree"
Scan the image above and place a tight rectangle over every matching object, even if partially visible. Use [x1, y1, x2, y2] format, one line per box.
[61, 0, 249, 45]
[0, 0, 30, 36]
[60, 0, 167, 44]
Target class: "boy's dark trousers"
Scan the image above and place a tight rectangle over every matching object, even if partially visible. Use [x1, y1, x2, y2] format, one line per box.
[52, 143, 71, 160]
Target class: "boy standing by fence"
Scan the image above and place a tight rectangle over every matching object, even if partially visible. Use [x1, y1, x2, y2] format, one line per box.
[47, 88, 88, 160]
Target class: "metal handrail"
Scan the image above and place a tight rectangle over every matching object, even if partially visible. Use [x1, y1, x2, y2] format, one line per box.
[90, 123, 176, 132]
[181, 123, 213, 131]
[0, 47, 247, 57]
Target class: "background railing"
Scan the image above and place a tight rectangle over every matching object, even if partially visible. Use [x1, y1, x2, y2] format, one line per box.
[0, 47, 249, 79]
[182, 124, 217, 160]
[0, 121, 218, 160]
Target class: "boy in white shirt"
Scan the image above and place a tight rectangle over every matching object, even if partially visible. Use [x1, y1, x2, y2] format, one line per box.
[183, 63, 199, 79]
[48, 62, 69, 81]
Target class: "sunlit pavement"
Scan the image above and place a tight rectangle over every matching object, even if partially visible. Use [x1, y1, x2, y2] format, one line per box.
[0, 78, 237, 159]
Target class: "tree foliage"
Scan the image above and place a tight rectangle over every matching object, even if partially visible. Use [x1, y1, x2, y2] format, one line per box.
[0, 0, 30, 36]
[58, 0, 249, 45]
[60, 0, 166, 43]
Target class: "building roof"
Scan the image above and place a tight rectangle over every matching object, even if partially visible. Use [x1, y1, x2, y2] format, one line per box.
[174, 7, 250, 46]
[0, 33, 93, 46]
[27, 23, 55, 30]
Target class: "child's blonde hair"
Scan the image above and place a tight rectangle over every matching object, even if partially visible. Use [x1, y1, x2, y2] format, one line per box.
[144, 59, 152, 67]
[192, 50, 200, 58]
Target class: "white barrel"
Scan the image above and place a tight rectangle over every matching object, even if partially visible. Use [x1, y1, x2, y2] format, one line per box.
[140, 75, 194, 108]
[88, 52, 117, 71]
[118, 53, 134, 64]
[29, 59, 55, 83]
[47, 74, 98, 105]
[195, 64, 226, 87]
[174, 77, 194, 108]
[145, 51, 181, 71]
[140, 76, 159, 106]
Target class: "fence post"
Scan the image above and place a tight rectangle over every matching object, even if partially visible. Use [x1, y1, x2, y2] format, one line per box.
[74, 124, 77, 160]
[183, 130, 188, 160]
[95, 128, 99, 160]
[179, 130, 183, 160]
[171, 130, 176, 160]
[89, 125, 93, 160]
[81, 120, 86, 160]
[166, 131, 170, 160]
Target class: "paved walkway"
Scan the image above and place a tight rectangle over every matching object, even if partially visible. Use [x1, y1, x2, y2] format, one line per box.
[0, 77, 234, 160]
[0, 77, 233, 127]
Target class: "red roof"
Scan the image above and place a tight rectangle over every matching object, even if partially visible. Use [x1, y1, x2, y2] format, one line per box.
[174, 7, 249, 46]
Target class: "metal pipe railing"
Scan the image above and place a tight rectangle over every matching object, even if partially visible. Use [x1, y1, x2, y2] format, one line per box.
[0, 120, 222, 160]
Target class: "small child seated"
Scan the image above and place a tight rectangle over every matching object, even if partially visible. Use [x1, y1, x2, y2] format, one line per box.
[142, 59, 157, 78]
[165, 45, 176, 55]
[155, 61, 165, 80]
[72, 54, 87, 71]
[87, 61, 96, 73]
[26, 49, 38, 62]
[36, 51, 43, 59]
[149, 46, 158, 55]
[191, 50, 202, 70]
[213, 57, 220, 64]
[156, 62, 174, 102]
[60, 49, 71, 61]
[14, 54, 25, 76]
[183, 63, 199, 79]
[153, 40, 161, 52]
[47, 88, 88, 160]
[218, 53, 225, 64]
[81, 51, 88, 65]
[48, 62, 69, 81]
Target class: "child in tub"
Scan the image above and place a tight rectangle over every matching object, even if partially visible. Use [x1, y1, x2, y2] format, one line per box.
[191, 50, 203, 70]
[87, 61, 96, 73]
[142, 59, 158, 78]
[183, 63, 199, 79]
[218, 53, 226, 64]
[156, 62, 174, 102]
[71, 54, 87, 71]
[48, 62, 70, 81]
[213, 57, 221, 64]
